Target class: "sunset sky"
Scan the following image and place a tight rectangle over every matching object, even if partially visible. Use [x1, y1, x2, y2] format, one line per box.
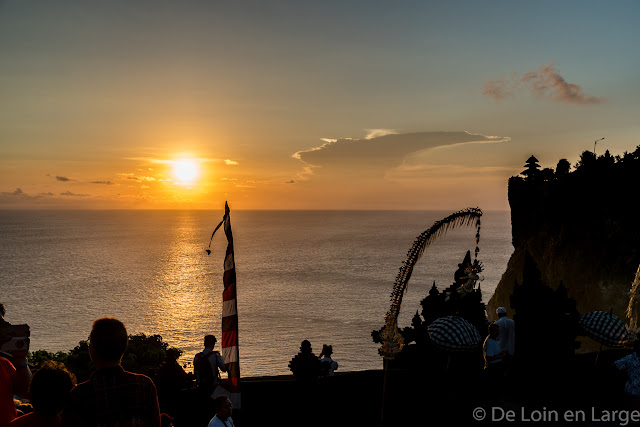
[1, 1, 639, 210]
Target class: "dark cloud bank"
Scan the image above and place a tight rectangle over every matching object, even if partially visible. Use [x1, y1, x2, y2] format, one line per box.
[294, 131, 509, 172]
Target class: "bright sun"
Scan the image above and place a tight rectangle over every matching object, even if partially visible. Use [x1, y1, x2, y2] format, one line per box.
[172, 159, 200, 183]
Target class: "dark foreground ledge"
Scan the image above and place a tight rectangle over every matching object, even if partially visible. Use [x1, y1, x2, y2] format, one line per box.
[171, 350, 632, 427]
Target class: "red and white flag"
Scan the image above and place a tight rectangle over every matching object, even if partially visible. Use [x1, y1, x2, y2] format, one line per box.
[207, 201, 241, 408]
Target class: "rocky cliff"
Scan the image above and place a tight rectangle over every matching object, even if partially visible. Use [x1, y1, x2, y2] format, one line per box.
[487, 149, 640, 350]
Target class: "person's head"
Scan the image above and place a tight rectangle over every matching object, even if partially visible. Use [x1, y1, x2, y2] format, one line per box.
[489, 323, 499, 338]
[321, 344, 333, 358]
[497, 307, 507, 318]
[30, 361, 76, 416]
[300, 339, 312, 353]
[165, 347, 181, 362]
[0, 303, 5, 319]
[89, 317, 128, 364]
[213, 394, 232, 420]
[204, 335, 217, 349]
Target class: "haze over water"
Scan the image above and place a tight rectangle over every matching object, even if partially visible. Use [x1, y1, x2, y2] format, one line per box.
[1, 209, 512, 377]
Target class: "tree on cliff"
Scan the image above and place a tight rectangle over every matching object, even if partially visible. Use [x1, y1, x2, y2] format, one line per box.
[556, 158, 571, 177]
[575, 150, 596, 170]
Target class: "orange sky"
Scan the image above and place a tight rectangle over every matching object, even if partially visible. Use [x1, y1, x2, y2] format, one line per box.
[2, 2, 639, 210]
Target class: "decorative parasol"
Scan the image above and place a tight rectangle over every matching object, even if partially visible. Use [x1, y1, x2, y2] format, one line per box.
[427, 315, 481, 352]
[579, 311, 629, 348]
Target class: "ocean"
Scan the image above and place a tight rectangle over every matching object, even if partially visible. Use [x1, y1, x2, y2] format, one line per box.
[0, 209, 513, 377]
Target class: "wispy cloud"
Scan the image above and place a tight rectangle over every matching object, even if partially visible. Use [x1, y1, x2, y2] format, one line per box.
[364, 129, 398, 140]
[483, 62, 604, 105]
[127, 157, 238, 166]
[118, 173, 156, 183]
[46, 174, 76, 182]
[91, 180, 115, 185]
[1, 188, 27, 196]
[60, 191, 90, 197]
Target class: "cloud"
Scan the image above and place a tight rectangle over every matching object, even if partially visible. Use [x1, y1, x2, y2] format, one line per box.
[1, 188, 27, 196]
[483, 62, 604, 105]
[91, 180, 115, 185]
[292, 131, 509, 179]
[46, 174, 76, 182]
[127, 156, 237, 166]
[285, 180, 295, 184]
[119, 173, 156, 183]
[364, 129, 398, 140]
[60, 191, 90, 197]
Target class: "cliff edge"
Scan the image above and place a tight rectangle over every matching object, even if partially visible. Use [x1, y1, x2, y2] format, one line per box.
[487, 149, 640, 350]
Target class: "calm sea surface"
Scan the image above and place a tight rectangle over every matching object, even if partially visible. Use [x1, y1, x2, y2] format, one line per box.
[0, 209, 512, 377]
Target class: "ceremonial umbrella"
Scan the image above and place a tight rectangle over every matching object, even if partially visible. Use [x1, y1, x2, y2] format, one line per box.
[579, 311, 630, 348]
[427, 315, 482, 352]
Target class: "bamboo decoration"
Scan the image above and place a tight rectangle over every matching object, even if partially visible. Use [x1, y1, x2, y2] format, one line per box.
[626, 264, 640, 338]
[378, 207, 483, 359]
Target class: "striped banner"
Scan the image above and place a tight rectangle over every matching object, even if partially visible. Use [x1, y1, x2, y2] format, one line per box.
[209, 202, 241, 408]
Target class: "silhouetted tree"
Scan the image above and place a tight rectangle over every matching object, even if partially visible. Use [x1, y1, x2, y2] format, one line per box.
[556, 158, 571, 177]
[575, 150, 596, 170]
[540, 167, 555, 181]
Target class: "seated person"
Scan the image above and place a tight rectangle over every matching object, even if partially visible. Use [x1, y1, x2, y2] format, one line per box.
[288, 340, 321, 382]
[319, 344, 338, 376]
[9, 361, 76, 427]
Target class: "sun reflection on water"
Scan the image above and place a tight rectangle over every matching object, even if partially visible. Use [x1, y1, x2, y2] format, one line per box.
[149, 212, 222, 367]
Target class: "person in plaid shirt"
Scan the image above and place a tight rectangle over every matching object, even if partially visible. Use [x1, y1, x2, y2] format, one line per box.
[61, 318, 161, 427]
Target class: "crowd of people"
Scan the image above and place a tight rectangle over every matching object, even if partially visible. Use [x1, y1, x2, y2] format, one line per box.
[0, 303, 235, 427]
[2, 299, 343, 426]
[8, 300, 640, 425]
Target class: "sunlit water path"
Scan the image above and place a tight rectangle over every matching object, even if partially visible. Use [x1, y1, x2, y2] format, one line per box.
[0, 210, 512, 377]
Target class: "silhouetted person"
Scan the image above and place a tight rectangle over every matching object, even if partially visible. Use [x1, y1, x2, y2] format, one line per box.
[207, 395, 233, 427]
[483, 323, 506, 394]
[9, 361, 76, 427]
[0, 303, 32, 425]
[288, 340, 322, 383]
[614, 339, 640, 409]
[194, 335, 227, 397]
[193, 335, 227, 424]
[319, 344, 338, 377]
[155, 348, 190, 417]
[61, 317, 161, 427]
[495, 307, 515, 358]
